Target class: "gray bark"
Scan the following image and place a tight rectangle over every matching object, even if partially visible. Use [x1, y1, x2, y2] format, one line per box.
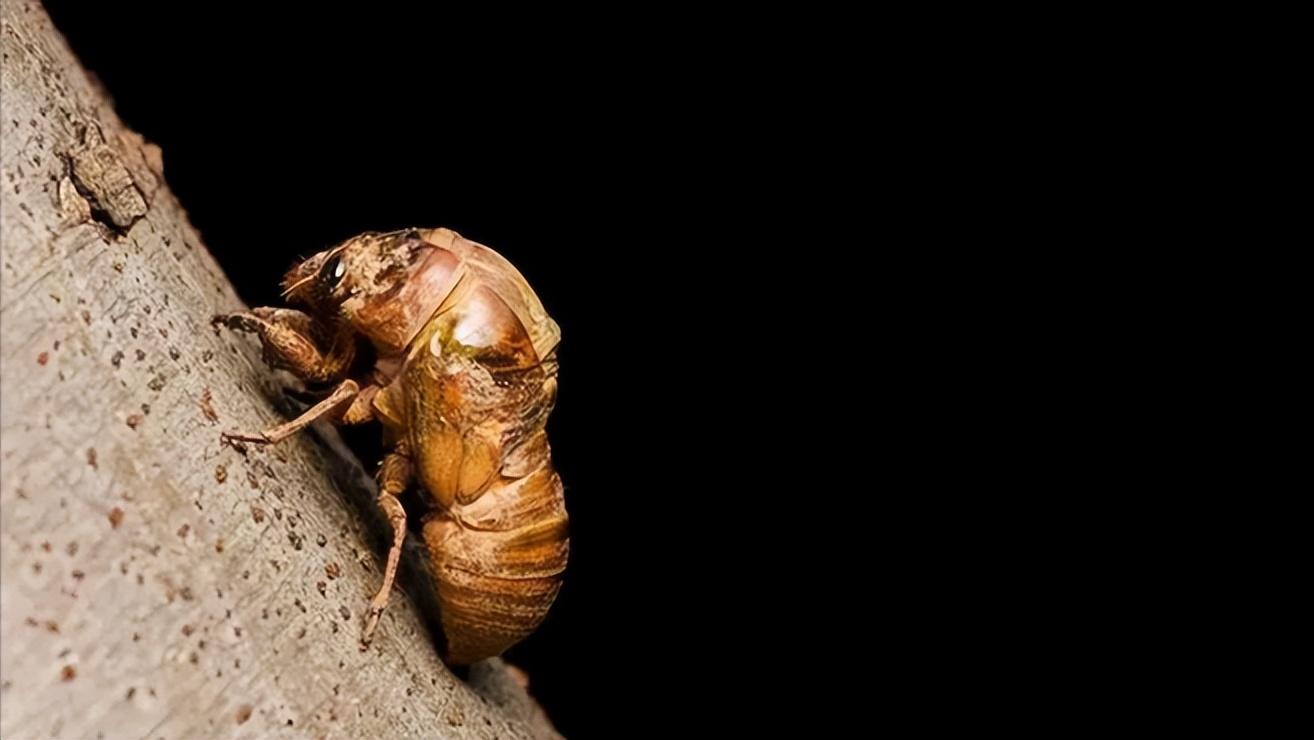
[0, 2, 559, 737]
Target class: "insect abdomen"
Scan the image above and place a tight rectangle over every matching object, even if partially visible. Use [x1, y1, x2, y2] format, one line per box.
[421, 461, 568, 665]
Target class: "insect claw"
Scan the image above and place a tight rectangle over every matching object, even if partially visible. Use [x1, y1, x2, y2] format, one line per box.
[211, 312, 268, 336]
[220, 429, 272, 445]
[361, 606, 385, 649]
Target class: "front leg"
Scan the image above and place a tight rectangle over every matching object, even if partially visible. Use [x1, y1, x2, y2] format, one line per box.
[222, 379, 361, 445]
[213, 307, 355, 383]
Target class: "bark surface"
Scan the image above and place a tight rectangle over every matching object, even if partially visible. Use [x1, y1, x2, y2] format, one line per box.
[0, 3, 558, 737]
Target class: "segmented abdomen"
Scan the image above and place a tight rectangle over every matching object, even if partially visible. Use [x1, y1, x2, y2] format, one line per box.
[421, 459, 568, 665]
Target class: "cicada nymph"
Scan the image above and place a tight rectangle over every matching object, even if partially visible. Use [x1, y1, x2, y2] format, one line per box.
[215, 228, 567, 665]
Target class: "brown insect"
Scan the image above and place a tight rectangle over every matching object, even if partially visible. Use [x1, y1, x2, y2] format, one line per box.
[214, 227, 567, 665]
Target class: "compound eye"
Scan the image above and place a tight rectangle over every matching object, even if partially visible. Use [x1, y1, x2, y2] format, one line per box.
[321, 253, 346, 288]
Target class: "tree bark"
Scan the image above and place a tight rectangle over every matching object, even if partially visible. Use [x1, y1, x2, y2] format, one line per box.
[0, 3, 559, 738]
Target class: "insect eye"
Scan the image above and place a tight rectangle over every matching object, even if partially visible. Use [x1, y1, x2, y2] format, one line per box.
[321, 254, 346, 288]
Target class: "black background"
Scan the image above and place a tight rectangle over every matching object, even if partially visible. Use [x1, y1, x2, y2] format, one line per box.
[37, 5, 816, 736]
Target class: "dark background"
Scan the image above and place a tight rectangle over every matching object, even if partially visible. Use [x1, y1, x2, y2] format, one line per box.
[38, 5, 821, 736]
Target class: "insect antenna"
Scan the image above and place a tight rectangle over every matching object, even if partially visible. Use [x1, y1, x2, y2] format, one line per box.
[281, 273, 315, 298]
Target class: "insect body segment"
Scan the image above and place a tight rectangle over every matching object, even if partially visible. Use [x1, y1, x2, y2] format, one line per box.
[215, 228, 566, 665]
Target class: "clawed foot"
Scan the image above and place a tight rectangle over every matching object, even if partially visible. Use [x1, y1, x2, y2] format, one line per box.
[211, 311, 266, 334]
[360, 605, 386, 651]
[211, 322, 275, 440]
[220, 429, 273, 445]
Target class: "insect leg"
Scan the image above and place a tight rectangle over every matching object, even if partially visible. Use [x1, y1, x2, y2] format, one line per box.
[212, 308, 355, 383]
[329, 384, 379, 425]
[222, 379, 359, 444]
[361, 441, 413, 649]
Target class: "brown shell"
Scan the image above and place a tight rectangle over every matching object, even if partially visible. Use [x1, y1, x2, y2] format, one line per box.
[419, 228, 561, 363]
[373, 228, 566, 664]
[421, 464, 568, 665]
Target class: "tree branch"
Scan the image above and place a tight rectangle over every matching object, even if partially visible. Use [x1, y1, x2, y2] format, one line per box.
[0, 2, 558, 737]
